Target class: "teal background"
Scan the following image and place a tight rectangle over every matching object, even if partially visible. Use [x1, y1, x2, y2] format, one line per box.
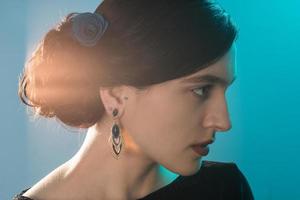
[0, 1, 299, 199]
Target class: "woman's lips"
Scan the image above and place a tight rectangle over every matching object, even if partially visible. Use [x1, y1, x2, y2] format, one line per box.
[192, 145, 209, 156]
[191, 139, 214, 156]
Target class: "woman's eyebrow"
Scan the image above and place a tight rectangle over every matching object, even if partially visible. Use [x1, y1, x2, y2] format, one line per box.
[181, 74, 236, 86]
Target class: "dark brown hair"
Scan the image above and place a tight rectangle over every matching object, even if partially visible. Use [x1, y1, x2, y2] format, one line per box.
[19, 0, 238, 128]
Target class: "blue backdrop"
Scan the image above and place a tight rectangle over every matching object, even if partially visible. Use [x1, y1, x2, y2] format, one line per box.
[0, 1, 299, 199]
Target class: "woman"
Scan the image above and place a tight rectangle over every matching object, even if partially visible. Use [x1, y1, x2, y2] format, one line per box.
[14, 0, 253, 199]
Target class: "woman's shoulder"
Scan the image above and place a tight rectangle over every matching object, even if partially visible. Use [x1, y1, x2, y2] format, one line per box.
[140, 160, 254, 200]
[13, 188, 32, 200]
[200, 160, 249, 182]
[176, 160, 254, 200]
[13, 163, 69, 200]
[200, 161, 253, 192]
[13, 160, 253, 200]
[13, 176, 60, 200]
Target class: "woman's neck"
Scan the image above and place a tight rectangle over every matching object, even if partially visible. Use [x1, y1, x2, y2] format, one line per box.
[62, 122, 171, 200]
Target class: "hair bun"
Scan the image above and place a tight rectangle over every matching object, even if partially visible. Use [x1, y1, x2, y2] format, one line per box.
[70, 12, 109, 47]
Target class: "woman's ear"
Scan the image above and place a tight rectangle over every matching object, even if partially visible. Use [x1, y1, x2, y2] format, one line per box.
[99, 86, 129, 118]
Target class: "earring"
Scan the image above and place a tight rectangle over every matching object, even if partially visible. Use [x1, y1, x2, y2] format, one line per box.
[110, 108, 123, 159]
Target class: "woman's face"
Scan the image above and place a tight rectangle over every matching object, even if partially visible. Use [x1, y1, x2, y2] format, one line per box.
[122, 47, 236, 176]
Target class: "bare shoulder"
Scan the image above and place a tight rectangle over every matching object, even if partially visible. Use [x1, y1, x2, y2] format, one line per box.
[22, 163, 68, 200]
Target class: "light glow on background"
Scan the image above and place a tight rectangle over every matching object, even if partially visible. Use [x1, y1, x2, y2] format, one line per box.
[0, 1, 299, 199]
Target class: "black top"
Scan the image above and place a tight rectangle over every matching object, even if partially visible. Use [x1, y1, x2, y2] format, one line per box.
[13, 161, 254, 200]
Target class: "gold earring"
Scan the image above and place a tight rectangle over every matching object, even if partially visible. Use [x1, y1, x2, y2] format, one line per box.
[110, 108, 123, 159]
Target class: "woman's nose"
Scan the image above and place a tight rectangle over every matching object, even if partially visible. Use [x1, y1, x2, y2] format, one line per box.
[202, 92, 232, 132]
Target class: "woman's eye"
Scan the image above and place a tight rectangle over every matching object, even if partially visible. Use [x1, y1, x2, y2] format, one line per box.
[192, 85, 212, 98]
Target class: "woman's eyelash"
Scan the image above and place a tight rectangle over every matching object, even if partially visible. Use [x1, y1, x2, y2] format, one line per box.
[192, 85, 213, 98]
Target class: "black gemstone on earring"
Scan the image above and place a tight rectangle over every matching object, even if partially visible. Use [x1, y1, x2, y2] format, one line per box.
[112, 124, 120, 138]
[112, 109, 118, 117]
